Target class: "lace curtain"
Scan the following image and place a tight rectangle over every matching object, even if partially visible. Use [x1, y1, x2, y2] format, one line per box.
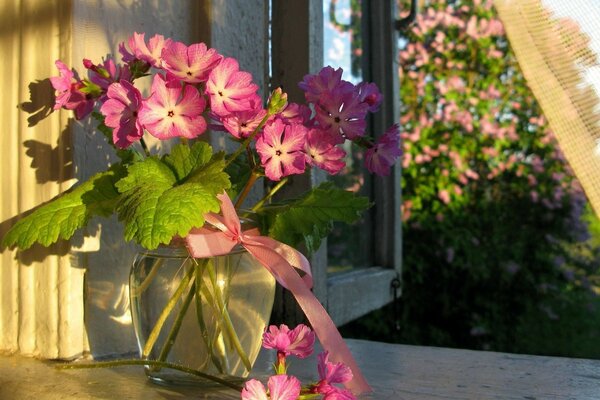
[494, 0, 600, 215]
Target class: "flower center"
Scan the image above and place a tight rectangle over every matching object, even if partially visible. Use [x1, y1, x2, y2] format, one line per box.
[167, 110, 175, 117]
[276, 150, 282, 156]
[186, 71, 192, 77]
[334, 116, 341, 123]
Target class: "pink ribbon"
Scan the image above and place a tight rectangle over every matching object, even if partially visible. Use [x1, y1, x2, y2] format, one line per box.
[185, 192, 371, 395]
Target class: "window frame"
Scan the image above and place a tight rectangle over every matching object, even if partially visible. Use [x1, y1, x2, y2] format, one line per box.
[271, 0, 401, 326]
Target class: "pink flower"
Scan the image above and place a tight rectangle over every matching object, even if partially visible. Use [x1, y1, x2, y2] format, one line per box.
[256, 121, 307, 181]
[50, 60, 94, 120]
[312, 351, 354, 397]
[206, 57, 259, 117]
[438, 190, 451, 204]
[100, 80, 144, 149]
[317, 351, 353, 386]
[241, 375, 301, 400]
[356, 82, 382, 113]
[299, 66, 353, 104]
[138, 74, 207, 139]
[322, 387, 357, 400]
[262, 324, 315, 358]
[364, 124, 402, 176]
[84, 58, 131, 100]
[316, 91, 368, 143]
[304, 128, 346, 175]
[276, 103, 312, 125]
[125, 32, 171, 68]
[161, 41, 222, 83]
[221, 98, 267, 139]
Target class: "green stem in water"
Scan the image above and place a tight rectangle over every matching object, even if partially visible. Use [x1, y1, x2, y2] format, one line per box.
[142, 265, 195, 358]
[155, 272, 196, 366]
[234, 170, 261, 209]
[201, 258, 252, 372]
[130, 259, 164, 297]
[55, 359, 243, 392]
[251, 177, 289, 212]
[193, 261, 226, 374]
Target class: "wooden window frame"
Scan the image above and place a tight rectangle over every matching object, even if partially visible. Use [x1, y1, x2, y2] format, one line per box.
[271, 0, 401, 326]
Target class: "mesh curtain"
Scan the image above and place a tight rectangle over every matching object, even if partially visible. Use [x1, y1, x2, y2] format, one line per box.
[494, 0, 600, 215]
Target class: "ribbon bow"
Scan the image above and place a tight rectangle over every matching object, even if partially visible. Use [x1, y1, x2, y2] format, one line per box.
[185, 192, 371, 395]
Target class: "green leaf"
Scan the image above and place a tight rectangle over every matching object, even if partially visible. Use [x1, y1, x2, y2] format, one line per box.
[224, 151, 253, 200]
[2, 169, 122, 249]
[163, 141, 212, 182]
[115, 150, 231, 249]
[266, 182, 371, 253]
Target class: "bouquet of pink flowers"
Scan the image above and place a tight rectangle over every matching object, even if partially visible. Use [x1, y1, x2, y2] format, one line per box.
[4, 32, 400, 397]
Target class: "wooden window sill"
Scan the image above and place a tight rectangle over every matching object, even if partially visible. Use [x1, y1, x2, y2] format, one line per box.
[1, 339, 599, 399]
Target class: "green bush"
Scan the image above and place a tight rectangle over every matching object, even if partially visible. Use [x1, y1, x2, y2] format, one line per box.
[341, 0, 600, 358]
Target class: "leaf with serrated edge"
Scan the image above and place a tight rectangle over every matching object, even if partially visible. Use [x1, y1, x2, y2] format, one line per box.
[116, 153, 231, 249]
[2, 169, 122, 249]
[268, 182, 371, 253]
[163, 142, 212, 182]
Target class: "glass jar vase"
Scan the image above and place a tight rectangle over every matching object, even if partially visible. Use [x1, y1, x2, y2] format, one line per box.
[129, 243, 276, 386]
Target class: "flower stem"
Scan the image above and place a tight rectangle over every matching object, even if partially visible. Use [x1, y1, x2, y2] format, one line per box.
[155, 272, 196, 365]
[142, 264, 194, 358]
[199, 258, 252, 372]
[55, 359, 243, 391]
[251, 177, 289, 212]
[130, 259, 164, 297]
[235, 170, 261, 209]
[193, 260, 226, 374]
[139, 138, 151, 157]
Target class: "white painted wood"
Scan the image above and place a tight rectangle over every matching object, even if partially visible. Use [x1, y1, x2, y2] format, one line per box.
[2, 340, 600, 399]
[0, 0, 86, 359]
[327, 268, 397, 326]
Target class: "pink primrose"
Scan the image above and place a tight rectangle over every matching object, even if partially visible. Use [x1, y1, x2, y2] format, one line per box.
[276, 103, 312, 125]
[298, 66, 353, 104]
[126, 32, 171, 68]
[322, 387, 357, 400]
[256, 121, 307, 181]
[317, 351, 353, 386]
[50, 60, 94, 120]
[206, 57, 259, 117]
[304, 128, 346, 175]
[100, 80, 144, 149]
[221, 98, 267, 139]
[364, 124, 402, 176]
[356, 82, 382, 113]
[138, 74, 207, 139]
[315, 90, 368, 143]
[84, 58, 132, 99]
[262, 323, 315, 359]
[241, 375, 301, 400]
[161, 41, 222, 83]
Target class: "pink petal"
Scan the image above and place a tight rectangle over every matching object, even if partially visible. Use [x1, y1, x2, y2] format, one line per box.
[267, 375, 301, 400]
[241, 379, 268, 400]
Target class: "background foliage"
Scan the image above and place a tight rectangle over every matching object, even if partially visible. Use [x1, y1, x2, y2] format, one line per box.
[341, 0, 600, 358]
